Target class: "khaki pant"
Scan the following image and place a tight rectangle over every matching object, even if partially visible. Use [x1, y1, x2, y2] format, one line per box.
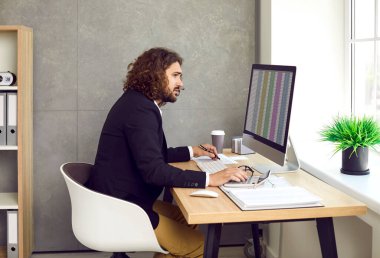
[153, 200, 204, 258]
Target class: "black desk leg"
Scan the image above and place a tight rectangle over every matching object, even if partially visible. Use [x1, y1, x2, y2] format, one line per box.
[316, 217, 338, 258]
[204, 223, 222, 258]
[251, 223, 261, 258]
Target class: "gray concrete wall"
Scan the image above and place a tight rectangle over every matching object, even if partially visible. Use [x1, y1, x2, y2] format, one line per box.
[0, 0, 255, 251]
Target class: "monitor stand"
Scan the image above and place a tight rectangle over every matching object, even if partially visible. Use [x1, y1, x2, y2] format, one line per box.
[253, 137, 300, 174]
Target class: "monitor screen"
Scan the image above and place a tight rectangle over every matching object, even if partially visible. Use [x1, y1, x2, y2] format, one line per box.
[243, 64, 297, 168]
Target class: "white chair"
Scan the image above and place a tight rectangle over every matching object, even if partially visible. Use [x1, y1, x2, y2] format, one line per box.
[60, 162, 168, 258]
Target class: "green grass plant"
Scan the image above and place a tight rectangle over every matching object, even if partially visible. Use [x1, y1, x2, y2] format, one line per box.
[320, 116, 380, 156]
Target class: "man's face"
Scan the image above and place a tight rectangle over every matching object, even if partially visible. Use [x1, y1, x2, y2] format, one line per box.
[161, 62, 183, 103]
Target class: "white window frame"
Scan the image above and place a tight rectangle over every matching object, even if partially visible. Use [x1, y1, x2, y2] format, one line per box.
[349, 0, 380, 118]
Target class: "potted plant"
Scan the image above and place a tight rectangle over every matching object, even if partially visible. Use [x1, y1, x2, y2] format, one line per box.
[320, 116, 380, 175]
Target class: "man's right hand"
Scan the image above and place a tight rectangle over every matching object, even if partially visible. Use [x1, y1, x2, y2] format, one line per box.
[208, 167, 248, 186]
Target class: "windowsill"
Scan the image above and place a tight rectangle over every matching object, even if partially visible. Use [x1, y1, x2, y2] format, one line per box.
[298, 141, 380, 215]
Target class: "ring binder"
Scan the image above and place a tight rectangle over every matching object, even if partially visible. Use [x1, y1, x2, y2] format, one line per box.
[0, 93, 6, 145]
[220, 184, 322, 211]
[6, 92, 17, 145]
[7, 210, 18, 258]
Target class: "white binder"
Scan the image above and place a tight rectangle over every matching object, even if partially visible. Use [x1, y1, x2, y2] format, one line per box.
[7, 210, 18, 258]
[6, 92, 17, 145]
[220, 185, 322, 210]
[0, 93, 6, 145]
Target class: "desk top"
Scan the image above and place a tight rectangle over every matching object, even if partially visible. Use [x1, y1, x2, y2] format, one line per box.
[171, 150, 367, 224]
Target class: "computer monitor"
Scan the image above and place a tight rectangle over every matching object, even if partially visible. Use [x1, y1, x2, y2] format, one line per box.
[242, 64, 300, 173]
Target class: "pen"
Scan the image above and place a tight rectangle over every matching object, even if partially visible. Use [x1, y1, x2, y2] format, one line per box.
[199, 144, 220, 160]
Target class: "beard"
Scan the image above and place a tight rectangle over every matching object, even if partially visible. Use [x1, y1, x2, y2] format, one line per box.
[161, 86, 180, 103]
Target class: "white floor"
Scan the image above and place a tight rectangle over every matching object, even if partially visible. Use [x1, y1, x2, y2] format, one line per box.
[31, 246, 247, 258]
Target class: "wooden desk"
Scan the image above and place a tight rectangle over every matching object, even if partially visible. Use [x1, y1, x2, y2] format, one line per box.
[170, 150, 367, 258]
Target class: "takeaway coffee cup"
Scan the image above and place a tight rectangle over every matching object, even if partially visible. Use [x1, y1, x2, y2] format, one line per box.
[211, 130, 225, 154]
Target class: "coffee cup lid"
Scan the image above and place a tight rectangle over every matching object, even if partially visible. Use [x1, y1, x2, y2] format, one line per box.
[211, 130, 225, 135]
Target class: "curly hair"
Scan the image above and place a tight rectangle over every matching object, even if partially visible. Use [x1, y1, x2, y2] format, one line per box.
[123, 47, 183, 101]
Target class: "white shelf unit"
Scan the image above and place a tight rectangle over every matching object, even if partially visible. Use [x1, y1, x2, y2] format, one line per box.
[0, 146, 18, 150]
[0, 193, 18, 210]
[0, 87, 17, 91]
[0, 25, 33, 258]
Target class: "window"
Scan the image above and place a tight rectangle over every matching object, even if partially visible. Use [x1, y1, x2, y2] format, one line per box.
[350, 0, 380, 120]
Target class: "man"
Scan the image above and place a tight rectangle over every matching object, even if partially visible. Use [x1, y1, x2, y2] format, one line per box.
[86, 47, 247, 258]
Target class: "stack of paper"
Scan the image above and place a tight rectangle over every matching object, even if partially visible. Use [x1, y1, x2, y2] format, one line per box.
[220, 186, 322, 210]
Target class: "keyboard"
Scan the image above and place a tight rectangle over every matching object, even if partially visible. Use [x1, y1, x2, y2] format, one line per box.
[195, 159, 227, 174]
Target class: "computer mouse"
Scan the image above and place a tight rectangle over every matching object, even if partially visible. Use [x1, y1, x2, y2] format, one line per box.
[190, 189, 219, 198]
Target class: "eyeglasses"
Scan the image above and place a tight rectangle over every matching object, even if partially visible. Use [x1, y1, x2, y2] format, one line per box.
[238, 165, 255, 177]
[238, 165, 272, 187]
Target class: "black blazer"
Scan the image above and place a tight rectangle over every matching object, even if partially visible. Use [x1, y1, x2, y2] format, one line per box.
[86, 89, 206, 228]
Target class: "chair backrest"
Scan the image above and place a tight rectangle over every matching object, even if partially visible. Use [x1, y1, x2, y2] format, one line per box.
[60, 162, 168, 254]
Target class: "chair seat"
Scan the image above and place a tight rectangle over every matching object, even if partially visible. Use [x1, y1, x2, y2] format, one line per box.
[60, 162, 168, 254]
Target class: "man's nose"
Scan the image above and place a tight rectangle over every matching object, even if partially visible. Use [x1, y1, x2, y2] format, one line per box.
[177, 78, 184, 87]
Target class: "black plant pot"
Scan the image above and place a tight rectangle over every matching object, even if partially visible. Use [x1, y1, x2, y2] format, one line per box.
[341, 146, 370, 175]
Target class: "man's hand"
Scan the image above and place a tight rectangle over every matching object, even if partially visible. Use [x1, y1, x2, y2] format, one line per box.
[192, 144, 218, 159]
[209, 167, 248, 186]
